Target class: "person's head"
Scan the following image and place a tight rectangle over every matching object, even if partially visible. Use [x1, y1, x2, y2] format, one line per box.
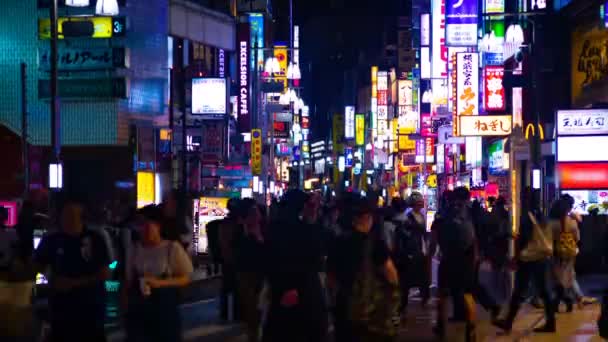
[560, 194, 575, 211]
[549, 199, 571, 220]
[282, 189, 311, 220]
[352, 199, 374, 234]
[238, 198, 262, 229]
[391, 197, 407, 214]
[452, 187, 471, 210]
[522, 187, 541, 212]
[409, 192, 425, 212]
[227, 198, 241, 219]
[162, 190, 182, 217]
[61, 200, 85, 235]
[137, 205, 165, 246]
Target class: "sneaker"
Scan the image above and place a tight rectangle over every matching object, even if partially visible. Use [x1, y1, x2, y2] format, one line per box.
[533, 323, 556, 333]
[492, 319, 512, 333]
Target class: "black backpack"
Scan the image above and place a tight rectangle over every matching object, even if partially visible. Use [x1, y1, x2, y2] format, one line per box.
[394, 218, 423, 263]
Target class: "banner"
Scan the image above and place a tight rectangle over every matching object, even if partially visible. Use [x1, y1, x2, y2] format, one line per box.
[557, 109, 608, 136]
[251, 129, 262, 175]
[237, 23, 251, 131]
[455, 52, 479, 135]
[446, 0, 478, 46]
[355, 114, 365, 146]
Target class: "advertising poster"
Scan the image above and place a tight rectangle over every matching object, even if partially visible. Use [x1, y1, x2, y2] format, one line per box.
[488, 139, 509, 175]
[192, 78, 227, 115]
[237, 23, 251, 132]
[446, 0, 478, 46]
[251, 129, 262, 175]
[485, 0, 505, 13]
[571, 26, 608, 104]
[196, 197, 230, 253]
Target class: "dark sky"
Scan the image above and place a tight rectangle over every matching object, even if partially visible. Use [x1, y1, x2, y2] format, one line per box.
[271, 0, 409, 141]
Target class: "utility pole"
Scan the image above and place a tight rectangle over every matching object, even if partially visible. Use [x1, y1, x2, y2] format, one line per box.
[21, 63, 29, 198]
[180, 68, 188, 199]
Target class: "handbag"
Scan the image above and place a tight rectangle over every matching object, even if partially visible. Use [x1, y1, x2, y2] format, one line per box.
[519, 212, 553, 262]
[556, 220, 577, 258]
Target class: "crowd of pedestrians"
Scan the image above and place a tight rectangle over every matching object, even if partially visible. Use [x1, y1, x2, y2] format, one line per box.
[0, 185, 598, 342]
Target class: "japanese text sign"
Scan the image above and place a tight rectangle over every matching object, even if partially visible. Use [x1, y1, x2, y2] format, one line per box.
[432, 0, 448, 78]
[446, 0, 478, 46]
[39, 47, 127, 70]
[345, 106, 355, 139]
[356, 114, 365, 146]
[455, 52, 479, 135]
[484, 66, 505, 112]
[557, 110, 608, 136]
[459, 115, 512, 136]
[251, 129, 262, 175]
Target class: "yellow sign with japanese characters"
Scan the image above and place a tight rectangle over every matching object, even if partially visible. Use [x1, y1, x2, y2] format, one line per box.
[459, 115, 512, 136]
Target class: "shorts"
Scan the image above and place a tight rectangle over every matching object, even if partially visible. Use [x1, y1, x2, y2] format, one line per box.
[438, 256, 476, 294]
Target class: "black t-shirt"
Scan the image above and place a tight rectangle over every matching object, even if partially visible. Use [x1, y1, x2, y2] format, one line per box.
[35, 229, 110, 320]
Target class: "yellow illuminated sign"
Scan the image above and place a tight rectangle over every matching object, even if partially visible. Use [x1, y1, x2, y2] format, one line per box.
[371, 66, 378, 98]
[137, 172, 155, 209]
[355, 114, 365, 146]
[274, 45, 288, 88]
[333, 114, 345, 154]
[399, 135, 415, 151]
[38, 16, 125, 39]
[251, 129, 262, 175]
[524, 123, 544, 140]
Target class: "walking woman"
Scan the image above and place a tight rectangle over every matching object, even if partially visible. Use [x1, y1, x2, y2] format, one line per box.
[493, 189, 556, 333]
[550, 198, 579, 312]
[123, 205, 193, 342]
[234, 199, 267, 342]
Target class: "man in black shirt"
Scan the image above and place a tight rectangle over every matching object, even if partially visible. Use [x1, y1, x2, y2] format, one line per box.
[35, 201, 110, 342]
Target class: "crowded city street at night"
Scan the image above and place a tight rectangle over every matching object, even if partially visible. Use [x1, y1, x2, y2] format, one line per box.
[1, 0, 608, 341]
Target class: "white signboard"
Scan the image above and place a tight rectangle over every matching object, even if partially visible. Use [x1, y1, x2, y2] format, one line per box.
[192, 78, 227, 115]
[485, 0, 505, 13]
[456, 53, 479, 117]
[459, 115, 512, 136]
[432, 0, 447, 79]
[421, 47, 431, 79]
[557, 110, 608, 136]
[558, 136, 608, 162]
[421, 13, 430, 46]
[377, 71, 388, 90]
[345, 106, 355, 139]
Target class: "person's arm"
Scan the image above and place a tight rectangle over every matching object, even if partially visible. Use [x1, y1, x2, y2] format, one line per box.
[54, 233, 111, 291]
[383, 258, 399, 285]
[145, 242, 193, 288]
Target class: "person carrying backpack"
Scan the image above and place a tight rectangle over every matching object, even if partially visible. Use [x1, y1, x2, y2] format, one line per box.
[551, 198, 579, 312]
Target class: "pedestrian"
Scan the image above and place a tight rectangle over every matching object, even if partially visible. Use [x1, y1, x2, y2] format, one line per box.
[123, 204, 193, 342]
[234, 199, 267, 342]
[205, 219, 223, 276]
[394, 192, 431, 317]
[493, 188, 556, 333]
[0, 203, 37, 340]
[550, 198, 579, 312]
[384, 197, 407, 254]
[34, 199, 111, 342]
[327, 196, 400, 342]
[435, 187, 478, 342]
[262, 190, 328, 342]
[218, 198, 242, 321]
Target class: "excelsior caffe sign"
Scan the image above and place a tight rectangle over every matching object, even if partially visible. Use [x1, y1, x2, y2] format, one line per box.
[557, 109, 608, 136]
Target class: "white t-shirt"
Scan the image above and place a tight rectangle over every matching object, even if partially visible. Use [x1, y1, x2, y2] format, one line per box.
[128, 241, 193, 281]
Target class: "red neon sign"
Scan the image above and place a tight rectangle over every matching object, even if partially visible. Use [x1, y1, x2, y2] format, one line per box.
[484, 66, 505, 112]
[558, 163, 608, 190]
